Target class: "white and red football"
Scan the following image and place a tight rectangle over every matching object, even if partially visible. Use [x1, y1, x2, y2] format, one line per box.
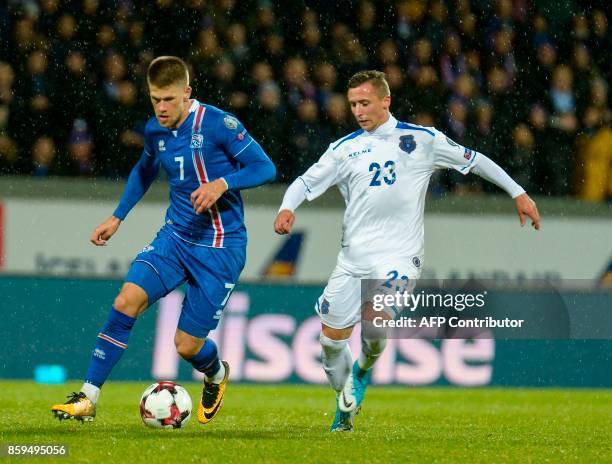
[139, 381, 192, 429]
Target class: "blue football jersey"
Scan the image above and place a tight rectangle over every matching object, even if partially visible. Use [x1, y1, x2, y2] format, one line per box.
[115, 100, 274, 248]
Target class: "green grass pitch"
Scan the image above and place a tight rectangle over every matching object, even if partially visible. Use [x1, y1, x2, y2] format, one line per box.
[0, 381, 610, 463]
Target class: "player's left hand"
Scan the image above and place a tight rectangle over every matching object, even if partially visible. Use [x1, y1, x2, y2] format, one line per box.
[515, 193, 540, 230]
[190, 179, 228, 214]
[274, 209, 296, 234]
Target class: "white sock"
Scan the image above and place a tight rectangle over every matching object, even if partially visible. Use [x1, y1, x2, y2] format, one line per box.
[319, 333, 352, 392]
[206, 362, 226, 384]
[357, 337, 387, 371]
[81, 382, 101, 404]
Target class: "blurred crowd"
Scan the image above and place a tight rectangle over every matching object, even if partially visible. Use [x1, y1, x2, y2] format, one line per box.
[0, 0, 610, 201]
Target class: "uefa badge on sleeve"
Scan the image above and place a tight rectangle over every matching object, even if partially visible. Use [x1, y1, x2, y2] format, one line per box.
[191, 134, 204, 149]
[223, 115, 238, 129]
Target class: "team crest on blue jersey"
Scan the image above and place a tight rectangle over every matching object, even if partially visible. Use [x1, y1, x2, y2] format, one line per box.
[399, 135, 416, 154]
[223, 115, 238, 129]
[191, 133, 204, 148]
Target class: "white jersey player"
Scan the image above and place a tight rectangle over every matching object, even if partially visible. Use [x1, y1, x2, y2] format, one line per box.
[274, 70, 540, 432]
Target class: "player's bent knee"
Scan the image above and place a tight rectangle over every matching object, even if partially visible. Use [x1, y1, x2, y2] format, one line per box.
[319, 332, 349, 352]
[362, 337, 387, 355]
[113, 283, 149, 318]
[113, 294, 127, 311]
[321, 324, 354, 341]
[175, 343, 201, 359]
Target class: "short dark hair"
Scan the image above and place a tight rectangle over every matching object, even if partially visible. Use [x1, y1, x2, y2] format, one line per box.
[347, 70, 390, 97]
[147, 56, 189, 87]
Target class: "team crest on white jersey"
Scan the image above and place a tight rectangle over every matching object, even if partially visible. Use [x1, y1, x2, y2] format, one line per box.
[158, 140, 166, 151]
[399, 135, 416, 154]
[191, 133, 204, 148]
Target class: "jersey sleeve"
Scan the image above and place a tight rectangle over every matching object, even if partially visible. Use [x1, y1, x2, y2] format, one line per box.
[216, 112, 256, 158]
[141, 118, 156, 158]
[299, 144, 340, 201]
[432, 129, 480, 174]
[113, 120, 160, 220]
[213, 112, 276, 190]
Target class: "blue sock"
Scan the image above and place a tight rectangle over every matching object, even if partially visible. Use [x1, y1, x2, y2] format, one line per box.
[84, 307, 136, 388]
[186, 339, 221, 378]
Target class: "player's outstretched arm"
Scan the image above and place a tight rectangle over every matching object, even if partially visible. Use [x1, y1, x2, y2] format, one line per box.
[93, 153, 157, 247]
[514, 193, 541, 230]
[470, 155, 541, 230]
[273, 144, 339, 234]
[113, 151, 160, 222]
[432, 129, 541, 230]
[90, 216, 121, 246]
[274, 178, 307, 235]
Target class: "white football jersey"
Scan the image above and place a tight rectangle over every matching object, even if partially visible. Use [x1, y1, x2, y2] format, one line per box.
[299, 115, 481, 274]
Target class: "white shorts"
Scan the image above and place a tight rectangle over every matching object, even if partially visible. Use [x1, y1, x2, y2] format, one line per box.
[315, 258, 421, 329]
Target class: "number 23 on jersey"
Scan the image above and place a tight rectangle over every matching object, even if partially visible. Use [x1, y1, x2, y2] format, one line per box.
[369, 160, 396, 186]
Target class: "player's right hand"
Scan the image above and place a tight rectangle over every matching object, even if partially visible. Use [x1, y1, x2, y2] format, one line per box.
[90, 216, 122, 246]
[274, 209, 295, 235]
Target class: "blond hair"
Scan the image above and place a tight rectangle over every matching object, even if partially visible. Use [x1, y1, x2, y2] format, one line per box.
[347, 70, 390, 97]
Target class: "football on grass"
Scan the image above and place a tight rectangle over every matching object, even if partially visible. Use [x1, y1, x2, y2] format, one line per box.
[140, 381, 192, 429]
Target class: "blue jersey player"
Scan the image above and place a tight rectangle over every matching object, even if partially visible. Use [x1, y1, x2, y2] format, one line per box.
[51, 56, 276, 425]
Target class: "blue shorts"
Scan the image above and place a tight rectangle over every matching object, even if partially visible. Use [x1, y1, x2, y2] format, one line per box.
[125, 226, 246, 338]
